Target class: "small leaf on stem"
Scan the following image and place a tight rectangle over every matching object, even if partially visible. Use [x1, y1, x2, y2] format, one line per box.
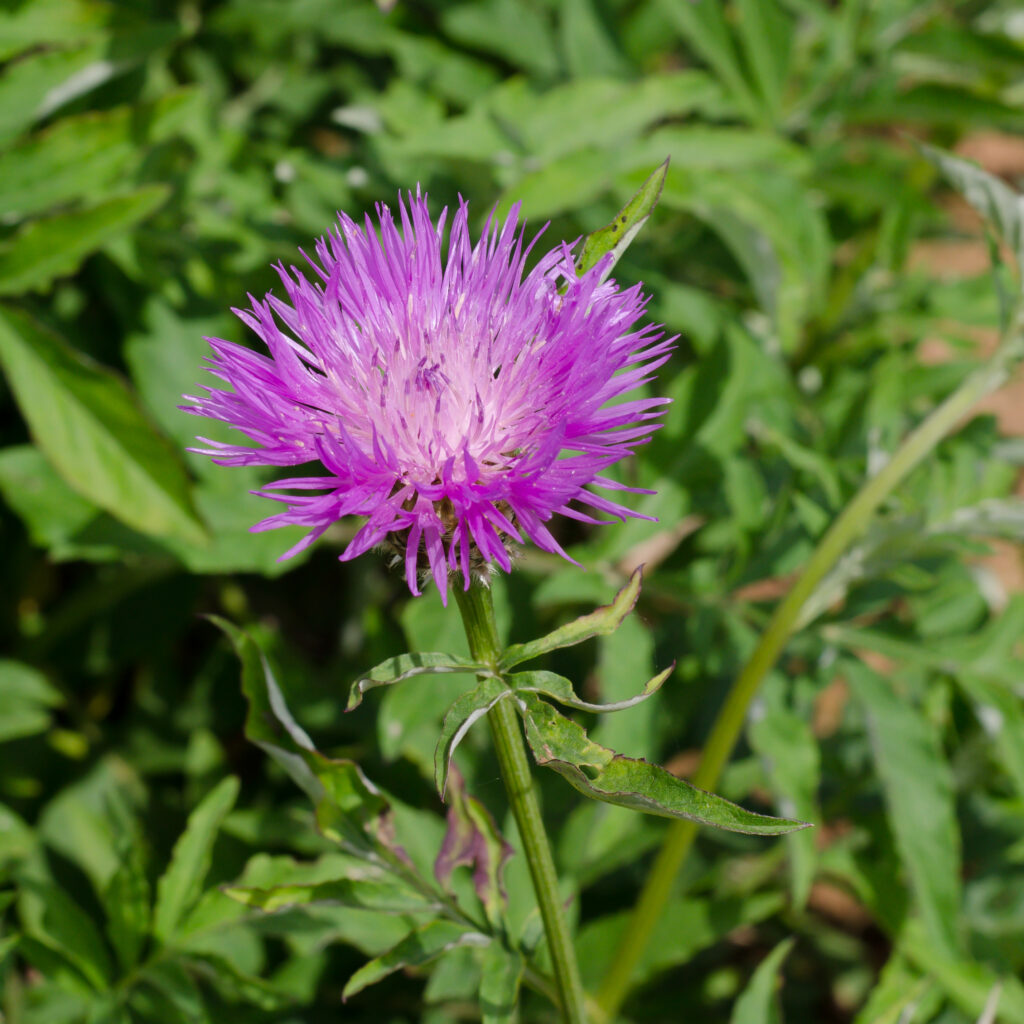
[346, 651, 488, 711]
[499, 568, 643, 671]
[435, 677, 510, 798]
[577, 159, 669, 280]
[508, 663, 674, 714]
[516, 693, 809, 836]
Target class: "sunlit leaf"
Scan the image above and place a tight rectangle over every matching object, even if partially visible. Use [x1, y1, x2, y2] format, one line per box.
[516, 693, 808, 835]
[0, 306, 207, 547]
[499, 568, 642, 670]
[347, 651, 488, 711]
[507, 663, 673, 714]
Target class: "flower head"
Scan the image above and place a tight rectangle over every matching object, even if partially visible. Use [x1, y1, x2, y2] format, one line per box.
[183, 192, 673, 602]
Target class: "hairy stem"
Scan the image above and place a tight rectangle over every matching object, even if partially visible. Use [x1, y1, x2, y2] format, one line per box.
[454, 580, 589, 1024]
[595, 306, 1024, 1020]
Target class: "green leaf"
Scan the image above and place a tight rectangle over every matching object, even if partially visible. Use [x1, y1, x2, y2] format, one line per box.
[17, 875, 113, 991]
[186, 951, 294, 1011]
[516, 693, 808, 835]
[0, 306, 207, 547]
[747, 678, 821, 910]
[577, 159, 669, 280]
[347, 651, 488, 711]
[901, 920, 1024, 1024]
[343, 920, 490, 1001]
[435, 768, 512, 927]
[499, 568, 642, 671]
[734, 0, 793, 125]
[730, 937, 795, 1024]
[847, 661, 963, 958]
[212, 617, 400, 860]
[153, 776, 240, 943]
[479, 942, 523, 1024]
[224, 877, 438, 915]
[102, 831, 151, 971]
[0, 659, 63, 743]
[137, 959, 208, 1024]
[0, 91, 196, 221]
[507, 664, 673, 715]
[435, 677, 509, 798]
[0, 187, 170, 295]
[917, 142, 1024, 269]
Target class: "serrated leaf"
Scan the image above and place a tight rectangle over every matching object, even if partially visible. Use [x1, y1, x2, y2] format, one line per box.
[435, 768, 512, 928]
[730, 937, 795, 1024]
[434, 677, 510, 797]
[153, 776, 240, 943]
[847, 661, 962, 958]
[577, 159, 669, 280]
[479, 942, 523, 1024]
[516, 693, 808, 835]
[343, 920, 490, 1001]
[0, 186, 170, 295]
[225, 876, 438, 914]
[507, 663, 673, 714]
[917, 142, 1024, 269]
[499, 568, 642, 671]
[0, 306, 207, 547]
[347, 651, 488, 711]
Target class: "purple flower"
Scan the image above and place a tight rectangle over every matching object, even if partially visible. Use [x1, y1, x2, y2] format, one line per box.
[183, 192, 673, 603]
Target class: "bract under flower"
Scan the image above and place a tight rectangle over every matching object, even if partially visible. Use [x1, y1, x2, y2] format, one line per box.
[182, 192, 673, 602]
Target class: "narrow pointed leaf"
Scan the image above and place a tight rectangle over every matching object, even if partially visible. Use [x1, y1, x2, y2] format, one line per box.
[102, 832, 151, 970]
[211, 617, 400, 860]
[499, 568, 643, 671]
[577, 160, 669, 280]
[507, 663, 673, 714]
[347, 651, 487, 710]
[516, 693, 808, 835]
[847, 661, 963, 958]
[225, 877, 438, 915]
[479, 943, 524, 1024]
[435, 768, 513, 927]
[434, 677, 509, 797]
[343, 920, 490, 1001]
[730, 937, 795, 1024]
[153, 775, 239, 942]
[0, 306, 207, 546]
[917, 142, 1024, 268]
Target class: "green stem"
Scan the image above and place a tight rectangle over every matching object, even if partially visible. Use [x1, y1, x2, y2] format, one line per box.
[595, 307, 1024, 1021]
[454, 580, 589, 1024]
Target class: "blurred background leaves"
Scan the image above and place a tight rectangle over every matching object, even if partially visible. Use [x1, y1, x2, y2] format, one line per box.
[2, 0, 1024, 1021]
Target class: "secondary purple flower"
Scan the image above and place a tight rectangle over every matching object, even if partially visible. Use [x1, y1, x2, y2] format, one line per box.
[183, 192, 672, 603]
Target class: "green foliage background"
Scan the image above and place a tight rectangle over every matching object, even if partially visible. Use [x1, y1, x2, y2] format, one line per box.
[2, 1, 1024, 1021]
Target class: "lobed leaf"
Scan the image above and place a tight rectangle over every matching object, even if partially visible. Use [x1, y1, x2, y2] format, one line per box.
[0, 306, 207, 547]
[434, 677, 510, 798]
[507, 664, 673, 714]
[577, 159, 669, 280]
[516, 693, 808, 835]
[342, 920, 490, 1001]
[347, 651, 487, 711]
[499, 568, 643, 671]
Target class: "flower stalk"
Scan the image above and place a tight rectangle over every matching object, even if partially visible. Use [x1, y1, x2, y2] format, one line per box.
[454, 579, 588, 1024]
